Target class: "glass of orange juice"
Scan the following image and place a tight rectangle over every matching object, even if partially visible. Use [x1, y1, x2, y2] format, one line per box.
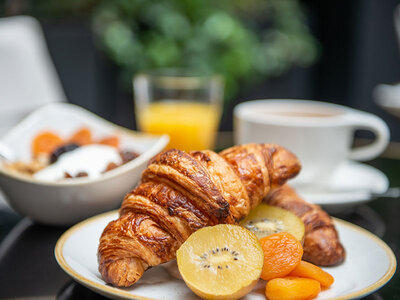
[133, 69, 224, 151]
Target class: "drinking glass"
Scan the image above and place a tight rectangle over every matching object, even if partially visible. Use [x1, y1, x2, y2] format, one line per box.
[133, 69, 223, 151]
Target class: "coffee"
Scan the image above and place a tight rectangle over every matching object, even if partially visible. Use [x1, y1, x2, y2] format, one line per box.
[261, 111, 340, 118]
[255, 103, 344, 119]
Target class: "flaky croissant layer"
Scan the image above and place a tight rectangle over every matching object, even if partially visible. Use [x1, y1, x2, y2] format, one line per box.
[98, 144, 301, 287]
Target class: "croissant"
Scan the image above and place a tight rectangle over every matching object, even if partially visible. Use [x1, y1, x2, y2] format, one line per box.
[98, 144, 301, 287]
[264, 184, 346, 266]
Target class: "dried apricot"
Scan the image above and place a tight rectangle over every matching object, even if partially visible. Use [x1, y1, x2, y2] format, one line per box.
[32, 131, 63, 156]
[69, 127, 92, 145]
[98, 136, 120, 148]
[289, 260, 334, 288]
[259, 232, 303, 280]
[265, 276, 321, 300]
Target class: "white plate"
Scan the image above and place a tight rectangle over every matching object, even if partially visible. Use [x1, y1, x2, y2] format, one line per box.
[295, 161, 389, 208]
[55, 211, 396, 300]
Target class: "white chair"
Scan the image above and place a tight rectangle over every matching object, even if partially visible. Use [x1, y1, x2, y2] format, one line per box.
[0, 15, 66, 137]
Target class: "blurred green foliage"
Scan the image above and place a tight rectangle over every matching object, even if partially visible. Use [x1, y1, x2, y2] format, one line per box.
[3, 0, 318, 100]
[92, 0, 318, 99]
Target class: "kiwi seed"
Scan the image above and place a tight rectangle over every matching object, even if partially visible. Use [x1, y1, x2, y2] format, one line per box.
[243, 218, 284, 236]
[197, 247, 241, 271]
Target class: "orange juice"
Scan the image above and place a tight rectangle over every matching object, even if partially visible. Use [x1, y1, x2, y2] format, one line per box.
[138, 101, 220, 151]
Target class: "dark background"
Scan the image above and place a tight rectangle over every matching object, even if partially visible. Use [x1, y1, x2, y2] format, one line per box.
[1, 2, 400, 299]
[25, 0, 400, 141]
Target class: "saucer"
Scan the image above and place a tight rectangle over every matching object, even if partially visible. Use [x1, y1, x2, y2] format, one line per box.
[293, 161, 389, 209]
[373, 83, 400, 118]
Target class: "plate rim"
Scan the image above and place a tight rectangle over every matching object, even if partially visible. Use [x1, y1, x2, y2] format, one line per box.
[55, 210, 397, 300]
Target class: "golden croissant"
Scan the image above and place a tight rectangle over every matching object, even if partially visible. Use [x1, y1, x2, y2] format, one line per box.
[98, 144, 301, 287]
[264, 184, 346, 266]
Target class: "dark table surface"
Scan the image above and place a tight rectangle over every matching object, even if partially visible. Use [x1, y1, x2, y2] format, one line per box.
[0, 142, 399, 300]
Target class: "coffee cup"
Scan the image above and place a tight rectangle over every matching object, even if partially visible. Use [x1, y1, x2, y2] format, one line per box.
[234, 99, 390, 187]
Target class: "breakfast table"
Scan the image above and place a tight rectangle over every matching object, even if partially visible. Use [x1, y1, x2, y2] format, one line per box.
[0, 135, 399, 300]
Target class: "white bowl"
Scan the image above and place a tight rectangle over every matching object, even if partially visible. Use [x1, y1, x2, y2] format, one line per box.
[0, 103, 169, 225]
[373, 83, 400, 118]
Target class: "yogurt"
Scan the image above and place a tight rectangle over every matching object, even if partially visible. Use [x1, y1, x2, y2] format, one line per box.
[34, 144, 122, 181]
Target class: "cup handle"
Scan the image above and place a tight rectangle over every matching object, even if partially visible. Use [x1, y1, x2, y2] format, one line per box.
[347, 112, 390, 161]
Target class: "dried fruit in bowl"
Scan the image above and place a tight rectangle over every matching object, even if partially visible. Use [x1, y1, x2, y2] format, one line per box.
[98, 136, 120, 148]
[69, 127, 92, 145]
[32, 131, 63, 156]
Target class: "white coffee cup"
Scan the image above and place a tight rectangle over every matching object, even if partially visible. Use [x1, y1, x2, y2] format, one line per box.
[234, 99, 390, 187]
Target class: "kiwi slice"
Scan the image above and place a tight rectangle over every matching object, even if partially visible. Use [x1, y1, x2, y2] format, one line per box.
[240, 204, 305, 242]
[176, 224, 264, 300]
